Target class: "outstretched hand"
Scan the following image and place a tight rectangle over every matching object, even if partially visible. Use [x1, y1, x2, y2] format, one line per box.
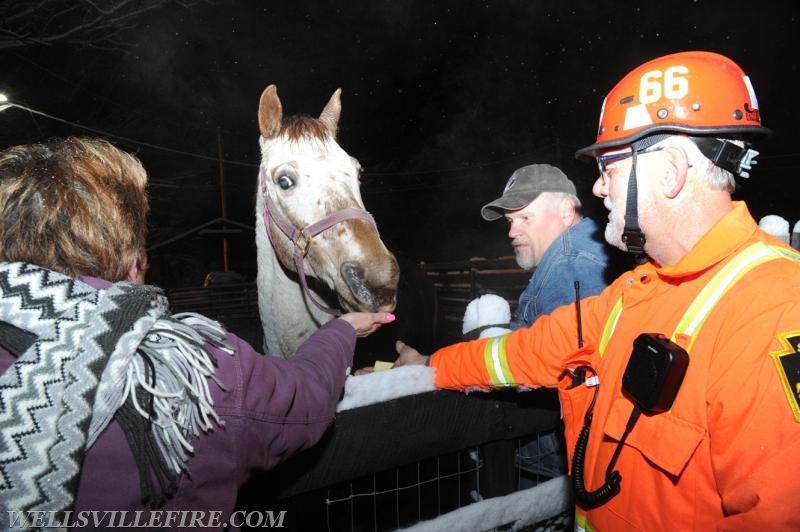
[337, 312, 396, 337]
[352, 338, 429, 375]
[393, 340, 430, 367]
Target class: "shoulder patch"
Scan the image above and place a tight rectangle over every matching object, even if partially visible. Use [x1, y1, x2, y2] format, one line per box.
[770, 330, 800, 422]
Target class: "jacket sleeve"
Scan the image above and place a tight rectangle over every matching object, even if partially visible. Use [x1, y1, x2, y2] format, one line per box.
[708, 298, 800, 529]
[430, 290, 613, 391]
[213, 319, 356, 473]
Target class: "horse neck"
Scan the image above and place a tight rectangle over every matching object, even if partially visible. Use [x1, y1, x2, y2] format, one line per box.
[254, 196, 333, 357]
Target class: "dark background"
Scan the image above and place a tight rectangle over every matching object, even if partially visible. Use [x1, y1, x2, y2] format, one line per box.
[2, 0, 799, 288]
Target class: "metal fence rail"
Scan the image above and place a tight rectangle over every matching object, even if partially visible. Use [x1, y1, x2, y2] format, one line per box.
[167, 281, 263, 348]
[168, 281, 260, 319]
[165, 256, 530, 351]
[237, 389, 562, 531]
[420, 256, 528, 347]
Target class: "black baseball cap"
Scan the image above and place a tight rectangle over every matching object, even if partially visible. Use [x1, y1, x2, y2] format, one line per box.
[481, 164, 577, 221]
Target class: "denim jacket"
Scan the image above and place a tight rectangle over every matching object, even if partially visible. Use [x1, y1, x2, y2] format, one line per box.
[512, 217, 613, 329]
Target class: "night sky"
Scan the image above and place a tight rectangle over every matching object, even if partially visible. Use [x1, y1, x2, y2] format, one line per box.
[2, 1, 799, 287]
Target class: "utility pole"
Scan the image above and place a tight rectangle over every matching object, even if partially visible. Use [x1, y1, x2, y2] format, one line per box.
[217, 126, 229, 272]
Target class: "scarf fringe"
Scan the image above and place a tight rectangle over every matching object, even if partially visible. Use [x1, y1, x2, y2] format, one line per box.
[127, 314, 232, 476]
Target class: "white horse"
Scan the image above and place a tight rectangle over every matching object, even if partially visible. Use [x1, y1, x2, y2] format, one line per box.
[255, 84, 400, 357]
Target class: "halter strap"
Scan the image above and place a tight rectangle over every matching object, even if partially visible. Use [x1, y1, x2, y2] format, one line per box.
[259, 166, 378, 316]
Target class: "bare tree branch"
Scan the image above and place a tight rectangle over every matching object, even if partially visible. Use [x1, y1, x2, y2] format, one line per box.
[0, 0, 204, 51]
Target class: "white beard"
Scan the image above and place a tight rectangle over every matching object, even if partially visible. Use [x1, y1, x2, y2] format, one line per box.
[513, 239, 537, 270]
[514, 247, 536, 270]
[604, 196, 627, 251]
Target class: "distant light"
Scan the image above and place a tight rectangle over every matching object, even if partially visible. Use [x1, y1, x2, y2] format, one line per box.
[0, 93, 12, 112]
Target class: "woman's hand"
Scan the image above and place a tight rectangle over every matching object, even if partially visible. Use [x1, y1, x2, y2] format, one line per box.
[337, 312, 395, 337]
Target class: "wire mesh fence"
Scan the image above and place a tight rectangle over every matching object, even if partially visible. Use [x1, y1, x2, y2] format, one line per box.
[240, 431, 572, 532]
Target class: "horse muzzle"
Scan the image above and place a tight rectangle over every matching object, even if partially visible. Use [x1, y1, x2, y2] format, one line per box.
[341, 263, 397, 312]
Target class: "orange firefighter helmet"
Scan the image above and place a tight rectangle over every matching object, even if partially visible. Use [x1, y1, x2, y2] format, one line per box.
[576, 51, 770, 159]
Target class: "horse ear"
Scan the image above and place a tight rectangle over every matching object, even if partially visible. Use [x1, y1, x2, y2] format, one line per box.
[259, 85, 283, 139]
[319, 88, 342, 138]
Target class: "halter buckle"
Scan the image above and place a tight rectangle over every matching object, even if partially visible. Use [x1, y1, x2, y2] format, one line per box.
[293, 230, 312, 257]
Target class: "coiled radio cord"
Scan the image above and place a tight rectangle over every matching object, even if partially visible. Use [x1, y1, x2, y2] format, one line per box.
[570, 365, 642, 509]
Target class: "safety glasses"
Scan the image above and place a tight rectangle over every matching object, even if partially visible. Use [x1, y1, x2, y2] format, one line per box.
[596, 146, 664, 176]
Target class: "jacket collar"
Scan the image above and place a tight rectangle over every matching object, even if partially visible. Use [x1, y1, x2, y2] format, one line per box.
[655, 201, 758, 280]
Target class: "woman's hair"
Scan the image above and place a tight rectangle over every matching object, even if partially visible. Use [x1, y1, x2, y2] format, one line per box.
[0, 137, 149, 281]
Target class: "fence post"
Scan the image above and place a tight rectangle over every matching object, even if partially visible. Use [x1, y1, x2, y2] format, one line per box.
[478, 439, 517, 498]
[469, 267, 479, 299]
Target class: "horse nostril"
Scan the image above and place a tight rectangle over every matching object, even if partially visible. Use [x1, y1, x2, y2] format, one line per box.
[341, 263, 399, 311]
[341, 263, 374, 307]
[374, 288, 396, 310]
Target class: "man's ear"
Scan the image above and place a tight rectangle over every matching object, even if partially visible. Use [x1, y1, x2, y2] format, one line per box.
[662, 146, 690, 199]
[559, 195, 577, 225]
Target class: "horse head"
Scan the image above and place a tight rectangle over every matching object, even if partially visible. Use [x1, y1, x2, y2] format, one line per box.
[257, 84, 399, 315]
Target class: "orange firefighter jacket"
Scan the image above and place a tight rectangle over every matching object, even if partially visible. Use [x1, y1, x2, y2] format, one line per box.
[430, 202, 800, 531]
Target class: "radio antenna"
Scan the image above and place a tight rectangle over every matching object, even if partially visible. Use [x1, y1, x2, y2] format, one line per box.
[574, 281, 584, 348]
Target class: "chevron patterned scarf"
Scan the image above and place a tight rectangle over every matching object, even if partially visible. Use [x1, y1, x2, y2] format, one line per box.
[0, 262, 233, 526]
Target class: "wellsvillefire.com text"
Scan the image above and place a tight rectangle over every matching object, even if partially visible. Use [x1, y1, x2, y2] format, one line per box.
[6, 510, 288, 528]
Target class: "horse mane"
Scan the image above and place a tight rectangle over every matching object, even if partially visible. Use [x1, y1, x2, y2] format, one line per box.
[280, 114, 332, 142]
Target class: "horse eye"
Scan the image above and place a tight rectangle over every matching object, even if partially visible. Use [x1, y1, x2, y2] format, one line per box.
[277, 174, 294, 190]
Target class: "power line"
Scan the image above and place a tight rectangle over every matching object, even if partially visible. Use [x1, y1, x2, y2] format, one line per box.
[3, 102, 260, 168]
[4, 99, 573, 181]
[21, 99, 796, 187]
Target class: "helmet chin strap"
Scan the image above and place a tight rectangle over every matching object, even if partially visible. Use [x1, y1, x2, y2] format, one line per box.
[621, 134, 672, 262]
[621, 149, 646, 259]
